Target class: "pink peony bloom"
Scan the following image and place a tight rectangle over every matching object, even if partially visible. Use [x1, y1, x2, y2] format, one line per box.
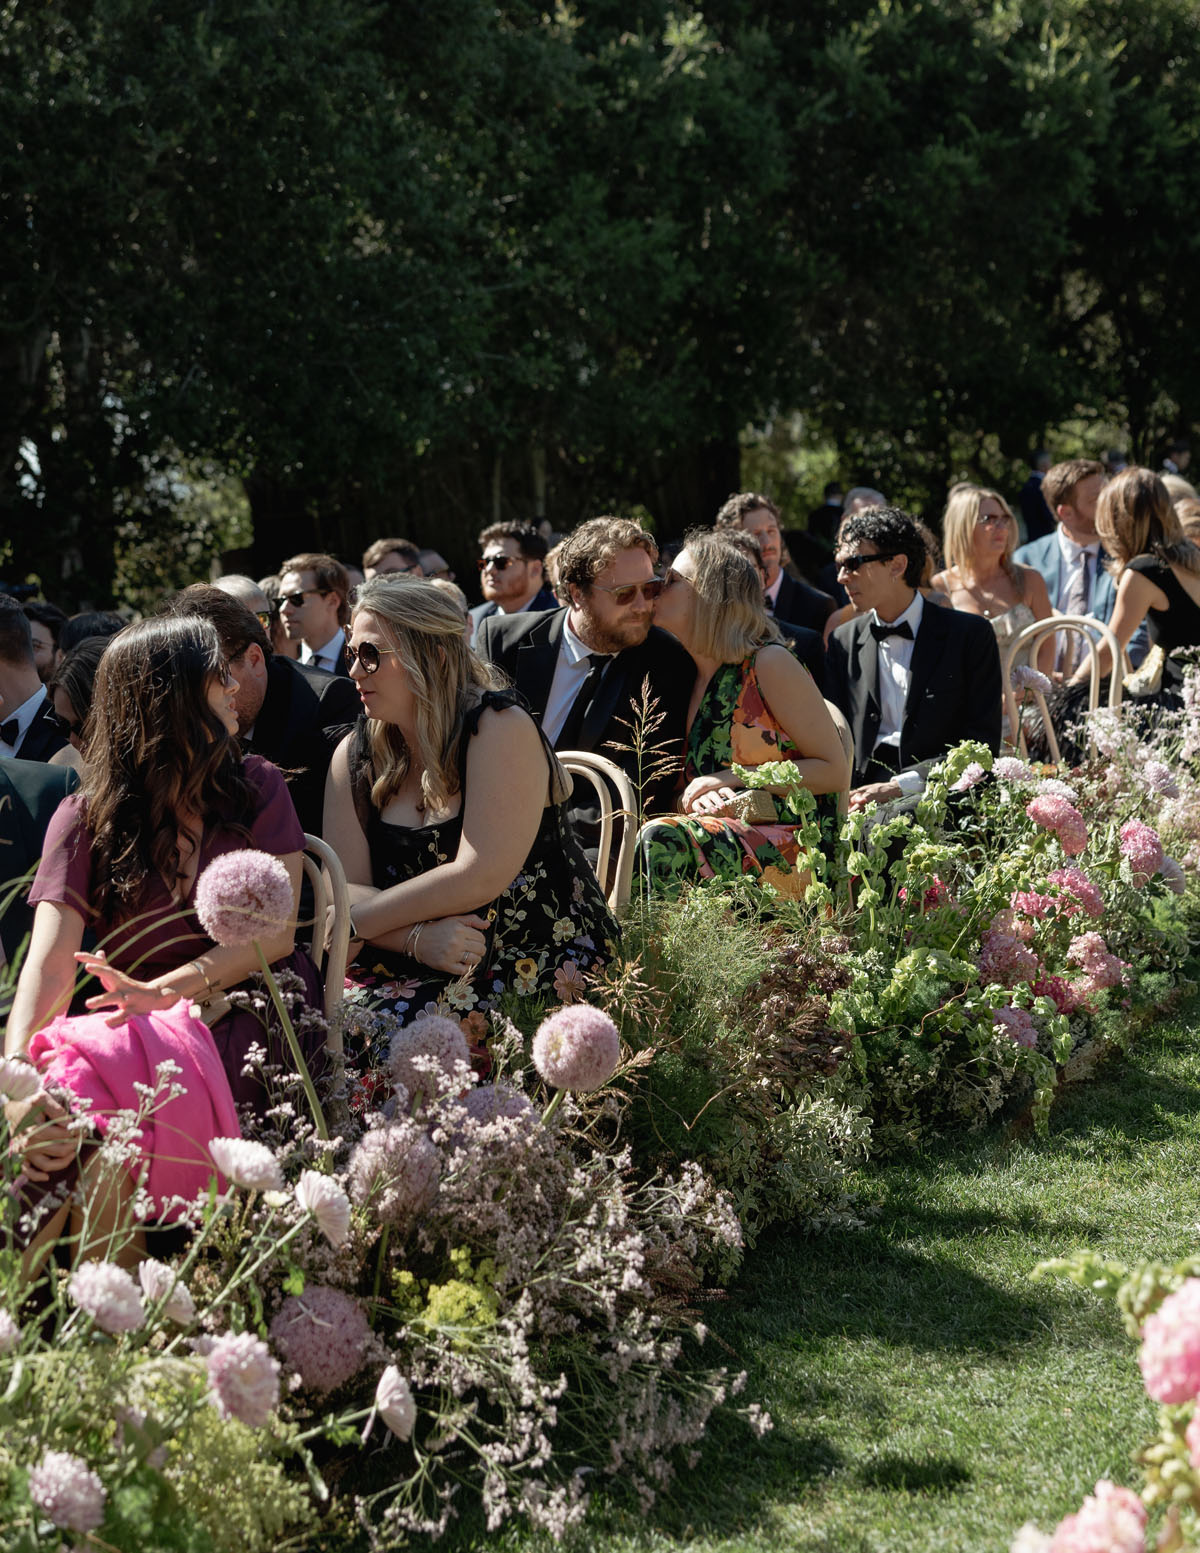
[532, 1005, 621, 1092]
[209, 1137, 283, 1193]
[0, 1054, 40, 1103]
[1011, 664, 1054, 696]
[376, 1365, 416, 1440]
[386, 1015, 471, 1104]
[1139, 1279, 1200, 1403]
[137, 1259, 196, 1324]
[1046, 1478, 1146, 1553]
[347, 1119, 440, 1224]
[0, 1310, 18, 1354]
[1140, 759, 1179, 798]
[463, 1083, 535, 1124]
[206, 1330, 281, 1427]
[950, 761, 986, 792]
[194, 849, 293, 947]
[993, 1006, 1038, 1049]
[27, 1450, 106, 1534]
[1161, 856, 1187, 896]
[295, 1170, 352, 1248]
[68, 1261, 145, 1334]
[994, 756, 1036, 784]
[1046, 867, 1104, 919]
[1026, 795, 1088, 856]
[270, 1286, 370, 1394]
[1119, 819, 1164, 885]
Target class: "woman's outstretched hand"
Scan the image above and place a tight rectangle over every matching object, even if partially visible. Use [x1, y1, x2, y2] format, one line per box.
[75, 949, 179, 1028]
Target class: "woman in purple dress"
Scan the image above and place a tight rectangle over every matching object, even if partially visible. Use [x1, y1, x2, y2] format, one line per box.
[5, 617, 322, 1211]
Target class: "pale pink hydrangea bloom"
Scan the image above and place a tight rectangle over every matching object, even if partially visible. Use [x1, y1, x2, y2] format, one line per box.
[209, 1136, 284, 1193]
[1139, 1279, 1200, 1403]
[1011, 664, 1053, 696]
[1010, 889, 1056, 921]
[0, 1054, 40, 1103]
[194, 849, 293, 947]
[0, 1310, 19, 1353]
[1046, 1478, 1146, 1552]
[1119, 819, 1164, 885]
[992, 1006, 1038, 1049]
[27, 1450, 106, 1534]
[295, 1169, 352, 1247]
[463, 1084, 535, 1124]
[1026, 794, 1088, 856]
[532, 1005, 621, 1091]
[994, 756, 1037, 784]
[68, 1261, 145, 1334]
[1046, 867, 1104, 919]
[270, 1285, 371, 1394]
[950, 761, 986, 793]
[1140, 759, 1179, 797]
[347, 1119, 440, 1224]
[206, 1330, 281, 1427]
[375, 1364, 416, 1440]
[1067, 932, 1128, 995]
[137, 1259, 196, 1324]
[978, 912, 1041, 988]
[1031, 974, 1085, 1016]
[386, 1015, 471, 1103]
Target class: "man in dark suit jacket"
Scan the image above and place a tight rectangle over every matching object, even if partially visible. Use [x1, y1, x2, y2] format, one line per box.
[0, 598, 68, 764]
[469, 520, 559, 631]
[167, 585, 359, 834]
[0, 758, 78, 978]
[824, 507, 1002, 809]
[475, 517, 692, 822]
[713, 492, 836, 633]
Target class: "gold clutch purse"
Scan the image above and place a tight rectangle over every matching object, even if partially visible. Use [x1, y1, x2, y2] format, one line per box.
[709, 788, 780, 824]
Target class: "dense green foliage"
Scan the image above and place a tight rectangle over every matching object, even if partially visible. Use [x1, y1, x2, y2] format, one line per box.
[5, 1, 1200, 600]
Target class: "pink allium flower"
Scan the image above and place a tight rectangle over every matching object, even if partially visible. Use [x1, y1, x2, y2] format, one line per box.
[463, 1083, 535, 1124]
[1031, 975, 1085, 1016]
[1046, 1478, 1146, 1552]
[68, 1261, 145, 1334]
[1161, 856, 1187, 896]
[137, 1259, 196, 1324]
[1046, 867, 1104, 919]
[386, 1015, 471, 1104]
[1140, 759, 1179, 798]
[375, 1365, 416, 1440]
[1139, 1279, 1200, 1403]
[209, 1136, 283, 1193]
[347, 1120, 440, 1224]
[1026, 795, 1088, 856]
[1012, 664, 1053, 696]
[1185, 1410, 1200, 1470]
[27, 1450, 106, 1534]
[295, 1170, 352, 1247]
[1119, 819, 1164, 885]
[270, 1286, 370, 1395]
[0, 1055, 40, 1103]
[552, 960, 588, 1002]
[950, 761, 986, 793]
[206, 1331, 281, 1427]
[532, 1005, 620, 1092]
[0, 1310, 18, 1353]
[1067, 932, 1128, 994]
[194, 849, 293, 947]
[993, 1006, 1038, 1049]
[994, 756, 1036, 784]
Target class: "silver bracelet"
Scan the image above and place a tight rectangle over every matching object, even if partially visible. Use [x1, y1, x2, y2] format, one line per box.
[407, 922, 427, 964]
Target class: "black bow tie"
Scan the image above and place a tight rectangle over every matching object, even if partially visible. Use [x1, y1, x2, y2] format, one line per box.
[870, 619, 914, 642]
[0, 717, 18, 746]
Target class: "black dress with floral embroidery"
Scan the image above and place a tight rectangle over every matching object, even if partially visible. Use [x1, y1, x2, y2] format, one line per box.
[343, 691, 619, 1053]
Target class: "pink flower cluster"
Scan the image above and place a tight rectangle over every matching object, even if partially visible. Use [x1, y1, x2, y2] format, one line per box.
[194, 849, 293, 947]
[348, 1119, 440, 1225]
[1138, 1278, 1200, 1403]
[1047, 1479, 1146, 1552]
[206, 1330, 281, 1427]
[993, 1006, 1038, 1049]
[387, 1015, 472, 1105]
[1026, 795, 1088, 856]
[899, 876, 956, 913]
[1067, 932, 1128, 997]
[1119, 820, 1164, 885]
[1011, 664, 1053, 696]
[950, 761, 986, 793]
[532, 1005, 621, 1092]
[994, 756, 1036, 784]
[270, 1285, 371, 1394]
[1031, 975, 1085, 1016]
[978, 911, 1041, 989]
[1140, 759, 1179, 797]
[68, 1261, 145, 1334]
[1046, 868, 1104, 919]
[1010, 890, 1056, 921]
[27, 1450, 106, 1534]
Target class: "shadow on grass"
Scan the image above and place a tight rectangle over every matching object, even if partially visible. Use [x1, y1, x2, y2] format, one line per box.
[856, 1451, 971, 1493]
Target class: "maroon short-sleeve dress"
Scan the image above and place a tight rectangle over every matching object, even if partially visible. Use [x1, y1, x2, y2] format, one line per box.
[29, 755, 324, 1111]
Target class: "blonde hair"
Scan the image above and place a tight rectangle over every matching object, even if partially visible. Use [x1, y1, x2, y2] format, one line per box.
[685, 530, 782, 663]
[353, 577, 503, 814]
[941, 485, 1021, 592]
[1096, 467, 1200, 576]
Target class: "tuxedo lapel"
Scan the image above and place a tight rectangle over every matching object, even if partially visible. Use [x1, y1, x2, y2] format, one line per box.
[851, 618, 881, 767]
[512, 612, 564, 722]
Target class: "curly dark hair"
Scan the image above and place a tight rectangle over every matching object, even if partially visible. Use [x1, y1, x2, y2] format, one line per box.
[838, 506, 927, 589]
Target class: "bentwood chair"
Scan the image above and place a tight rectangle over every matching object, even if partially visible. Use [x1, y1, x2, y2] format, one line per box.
[1001, 614, 1124, 766]
[557, 751, 638, 915]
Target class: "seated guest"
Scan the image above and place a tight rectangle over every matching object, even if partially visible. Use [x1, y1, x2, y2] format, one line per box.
[0, 759, 79, 987]
[167, 584, 359, 835]
[257, 574, 301, 660]
[637, 532, 847, 899]
[1018, 450, 1055, 543]
[363, 537, 423, 580]
[57, 611, 126, 667]
[475, 516, 692, 823]
[932, 486, 1055, 673]
[714, 492, 836, 632]
[23, 601, 67, 684]
[824, 516, 951, 643]
[1015, 459, 1149, 671]
[0, 599, 68, 763]
[469, 521, 557, 628]
[720, 528, 826, 692]
[825, 506, 1002, 810]
[278, 552, 352, 674]
[324, 578, 616, 1036]
[46, 636, 111, 771]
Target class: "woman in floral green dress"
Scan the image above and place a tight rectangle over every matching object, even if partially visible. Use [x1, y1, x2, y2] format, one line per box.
[638, 532, 848, 899]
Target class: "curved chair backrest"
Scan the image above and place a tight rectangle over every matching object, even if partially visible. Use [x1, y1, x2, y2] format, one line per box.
[557, 750, 638, 915]
[823, 699, 855, 814]
[1002, 614, 1123, 765]
[302, 832, 350, 1047]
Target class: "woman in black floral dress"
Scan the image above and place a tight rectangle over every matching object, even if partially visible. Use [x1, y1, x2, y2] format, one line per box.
[324, 578, 617, 1054]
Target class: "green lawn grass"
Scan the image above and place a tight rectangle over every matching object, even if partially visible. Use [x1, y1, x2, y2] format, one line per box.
[443, 997, 1200, 1553]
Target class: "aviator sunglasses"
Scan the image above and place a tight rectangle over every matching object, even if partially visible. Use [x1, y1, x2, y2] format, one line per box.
[590, 578, 666, 606]
[345, 640, 401, 675]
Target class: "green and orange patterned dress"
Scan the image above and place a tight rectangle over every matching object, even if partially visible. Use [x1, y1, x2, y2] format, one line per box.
[636, 653, 835, 899]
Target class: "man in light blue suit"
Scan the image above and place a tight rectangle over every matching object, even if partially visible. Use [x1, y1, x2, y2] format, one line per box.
[1014, 457, 1148, 668]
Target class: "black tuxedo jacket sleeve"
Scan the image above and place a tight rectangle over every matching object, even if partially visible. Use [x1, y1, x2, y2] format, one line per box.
[773, 617, 826, 695]
[775, 571, 837, 634]
[14, 699, 69, 764]
[0, 759, 79, 967]
[248, 656, 360, 834]
[826, 605, 1002, 786]
[474, 607, 691, 814]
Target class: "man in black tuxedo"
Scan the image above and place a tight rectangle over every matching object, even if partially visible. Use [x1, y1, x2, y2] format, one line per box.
[0, 598, 68, 764]
[0, 758, 78, 982]
[713, 492, 836, 633]
[167, 584, 359, 835]
[824, 506, 1001, 810]
[475, 516, 691, 821]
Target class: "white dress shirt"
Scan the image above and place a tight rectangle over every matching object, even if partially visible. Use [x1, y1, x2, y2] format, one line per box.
[300, 627, 346, 674]
[542, 616, 614, 746]
[0, 685, 48, 760]
[870, 591, 926, 797]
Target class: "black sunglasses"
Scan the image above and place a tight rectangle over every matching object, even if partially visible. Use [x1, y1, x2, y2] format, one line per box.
[345, 641, 400, 675]
[478, 554, 521, 572]
[835, 550, 902, 574]
[280, 588, 330, 608]
[49, 709, 81, 737]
